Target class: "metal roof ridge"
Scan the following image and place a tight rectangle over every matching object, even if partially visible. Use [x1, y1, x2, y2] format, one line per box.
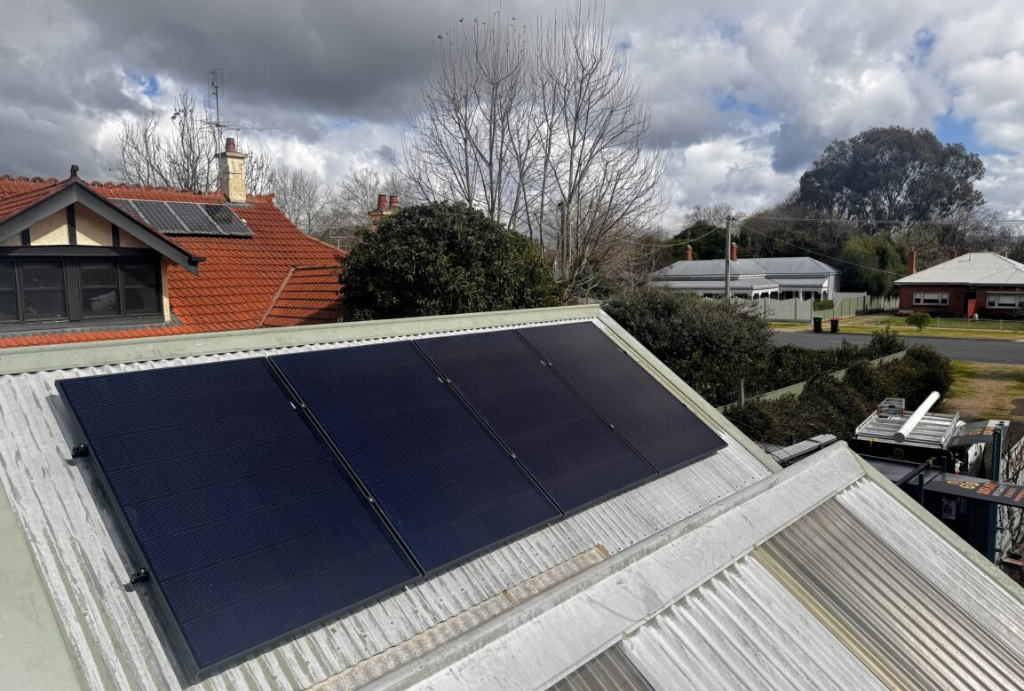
[356, 443, 864, 691]
[0, 305, 604, 375]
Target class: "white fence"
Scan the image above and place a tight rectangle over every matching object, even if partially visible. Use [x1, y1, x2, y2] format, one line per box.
[754, 293, 899, 322]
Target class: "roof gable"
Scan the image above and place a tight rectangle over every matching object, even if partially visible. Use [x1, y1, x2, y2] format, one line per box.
[0, 179, 201, 274]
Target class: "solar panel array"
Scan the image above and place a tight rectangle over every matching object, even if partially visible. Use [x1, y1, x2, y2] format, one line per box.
[110, 199, 253, 237]
[59, 322, 726, 672]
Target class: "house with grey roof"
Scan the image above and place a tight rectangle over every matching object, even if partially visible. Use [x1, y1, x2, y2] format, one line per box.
[1, 305, 1024, 690]
[652, 253, 840, 300]
[895, 251, 1024, 318]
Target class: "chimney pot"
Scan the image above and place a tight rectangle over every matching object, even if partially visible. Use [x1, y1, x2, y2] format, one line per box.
[377, 194, 388, 211]
[949, 250, 957, 260]
[225, 138, 236, 153]
[731, 242, 738, 262]
[909, 247, 917, 275]
[389, 195, 399, 210]
[685, 244, 693, 261]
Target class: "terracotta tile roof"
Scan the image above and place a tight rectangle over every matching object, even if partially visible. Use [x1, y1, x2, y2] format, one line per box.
[0, 177, 347, 348]
[261, 266, 344, 327]
[0, 178, 71, 223]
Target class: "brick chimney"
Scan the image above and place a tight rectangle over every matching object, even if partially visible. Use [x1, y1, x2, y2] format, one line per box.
[216, 138, 247, 204]
[368, 193, 398, 228]
[685, 244, 693, 261]
[948, 249, 957, 260]
[909, 247, 917, 275]
[731, 242, 738, 262]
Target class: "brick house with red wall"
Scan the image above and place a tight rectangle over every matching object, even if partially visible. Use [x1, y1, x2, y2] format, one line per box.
[0, 140, 347, 348]
[894, 252, 1024, 318]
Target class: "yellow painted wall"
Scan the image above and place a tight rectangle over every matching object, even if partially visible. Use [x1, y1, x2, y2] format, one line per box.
[119, 230, 146, 248]
[28, 213, 70, 245]
[161, 259, 171, 322]
[75, 204, 113, 246]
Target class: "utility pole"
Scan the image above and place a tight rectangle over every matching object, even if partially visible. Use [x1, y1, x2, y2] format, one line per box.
[724, 215, 735, 300]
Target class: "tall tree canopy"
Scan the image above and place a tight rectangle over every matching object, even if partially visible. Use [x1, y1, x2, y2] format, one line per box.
[343, 201, 563, 320]
[406, 2, 663, 297]
[796, 126, 985, 229]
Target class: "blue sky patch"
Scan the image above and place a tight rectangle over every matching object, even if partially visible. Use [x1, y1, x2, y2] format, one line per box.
[123, 69, 161, 97]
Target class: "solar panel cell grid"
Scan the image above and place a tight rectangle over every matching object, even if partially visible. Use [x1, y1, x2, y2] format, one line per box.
[58, 358, 419, 671]
[203, 203, 253, 236]
[131, 200, 188, 232]
[518, 322, 726, 473]
[167, 202, 220, 235]
[416, 330, 658, 512]
[272, 341, 560, 572]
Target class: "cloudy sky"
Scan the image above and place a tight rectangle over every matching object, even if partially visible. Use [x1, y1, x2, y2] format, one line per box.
[3, 0, 1024, 228]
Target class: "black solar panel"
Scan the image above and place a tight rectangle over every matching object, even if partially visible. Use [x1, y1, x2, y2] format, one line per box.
[272, 342, 560, 572]
[58, 359, 419, 671]
[131, 200, 188, 233]
[203, 204, 253, 236]
[166, 202, 220, 236]
[417, 330, 657, 512]
[518, 322, 726, 473]
[109, 198, 141, 218]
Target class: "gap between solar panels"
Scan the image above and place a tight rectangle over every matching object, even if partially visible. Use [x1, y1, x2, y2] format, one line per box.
[57, 322, 725, 674]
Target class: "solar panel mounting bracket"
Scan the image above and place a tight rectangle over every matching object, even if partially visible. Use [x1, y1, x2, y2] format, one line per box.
[129, 569, 150, 585]
[71, 444, 90, 458]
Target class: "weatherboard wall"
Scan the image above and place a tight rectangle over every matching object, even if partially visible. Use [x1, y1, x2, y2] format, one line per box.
[0, 316, 770, 691]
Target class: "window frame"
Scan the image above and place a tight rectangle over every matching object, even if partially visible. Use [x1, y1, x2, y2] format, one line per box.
[913, 291, 949, 306]
[986, 292, 1022, 309]
[0, 255, 164, 331]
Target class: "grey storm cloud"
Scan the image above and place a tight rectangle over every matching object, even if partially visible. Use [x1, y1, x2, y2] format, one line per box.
[4, 0, 1024, 219]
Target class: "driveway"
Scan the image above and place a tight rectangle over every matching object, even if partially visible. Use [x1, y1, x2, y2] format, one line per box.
[772, 331, 1024, 365]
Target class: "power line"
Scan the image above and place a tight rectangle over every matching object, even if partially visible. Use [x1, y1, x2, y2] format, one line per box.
[746, 215, 1024, 227]
[741, 226, 905, 277]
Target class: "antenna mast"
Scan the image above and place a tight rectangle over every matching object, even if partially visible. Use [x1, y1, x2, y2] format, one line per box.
[207, 68, 224, 144]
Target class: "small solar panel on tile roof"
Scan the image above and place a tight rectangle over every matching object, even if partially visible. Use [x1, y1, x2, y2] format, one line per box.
[418, 330, 658, 512]
[109, 198, 141, 217]
[519, 322, 726, 473]
[130, 200, 188, 232]
[273, 342, 560, 572]
[58, 359, 420, 671]
[202, 203, 253, 236]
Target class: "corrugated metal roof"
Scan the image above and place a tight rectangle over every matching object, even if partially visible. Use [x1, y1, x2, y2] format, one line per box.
[754, 257, 840, 276]
[894, 252, 1024, 286]
[653, 257, 839, 280]
[759, 498, 1024, 690]
[547, 647, 652, 691]
[621, 558, 886, 691]
[0, 314, 770, 691]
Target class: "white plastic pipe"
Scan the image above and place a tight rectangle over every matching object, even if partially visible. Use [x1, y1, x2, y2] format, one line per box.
[894, 391, 941, 443]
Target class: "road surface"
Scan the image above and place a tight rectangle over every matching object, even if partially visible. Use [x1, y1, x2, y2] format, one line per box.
[772, 331, 1023, 364]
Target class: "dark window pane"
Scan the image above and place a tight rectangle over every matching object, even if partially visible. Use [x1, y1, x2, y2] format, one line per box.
[81, 262, 118, 288]
[0, 262, 14, 290]
[124, 262, 158, 287]
[82, 288, 120, 317]
[125, 285, 160, 314]
[0, 291, 16, 322]
[23, 290, 67, 320]
[22, 261, 64, 289]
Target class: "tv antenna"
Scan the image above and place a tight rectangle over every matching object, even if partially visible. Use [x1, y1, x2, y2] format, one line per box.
[207, 68, 224, 143]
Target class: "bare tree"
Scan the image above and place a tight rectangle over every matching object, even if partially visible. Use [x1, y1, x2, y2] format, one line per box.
[272, 164, 329, 235]
[117, 87, 274, 197]
[406, 2, 663, 296]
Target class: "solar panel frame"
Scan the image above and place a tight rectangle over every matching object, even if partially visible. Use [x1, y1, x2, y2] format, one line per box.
[109, 198, 141, 218]
[415, 330, 659, 514]
[517, 322, 727, 474]
[130, 200, 189, 233]
[202, 203, 253, 236]
[270, 342, 562, 573]
[57, 358, 422, 674]
[165, 202, 222, 236]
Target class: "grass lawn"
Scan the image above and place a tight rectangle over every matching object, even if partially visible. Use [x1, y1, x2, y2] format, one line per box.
[941, 361, 1024, 427]
[771, 314, 1024, 341]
